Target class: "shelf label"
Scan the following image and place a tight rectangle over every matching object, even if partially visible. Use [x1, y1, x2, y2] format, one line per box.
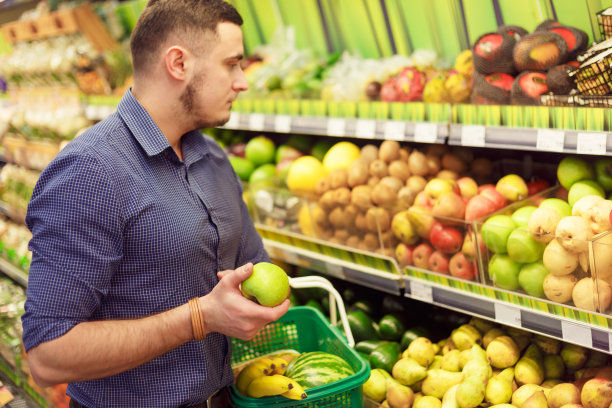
[273, 115, 292, 133]
[461, 125, 486, 147]
[355, 119, 377, 138]
[325, 262, 344, 279]
[536, 129, 565, 152]
[327, 118, 346, 137]
[562, 321, 592, 348]
[410, 281, 433, 303]
[494, 303, 521, 327]
[225, 112, 240, 128]
[414, 122, 438, 143]
[384, 121, 406, 140]
[577, 132, 608, 155]
[249, 113, 266, 131]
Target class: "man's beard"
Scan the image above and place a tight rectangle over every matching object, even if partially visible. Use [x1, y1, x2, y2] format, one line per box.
[180, 74, 230, 130]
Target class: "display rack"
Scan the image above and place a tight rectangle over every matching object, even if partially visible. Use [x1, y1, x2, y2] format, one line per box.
[0, 258, 27, 287]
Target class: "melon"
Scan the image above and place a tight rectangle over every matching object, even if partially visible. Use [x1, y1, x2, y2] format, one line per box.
[285, 351, 355, 389]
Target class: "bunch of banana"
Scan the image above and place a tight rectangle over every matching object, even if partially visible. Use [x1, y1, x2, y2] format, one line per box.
[234, 357, 307, 400]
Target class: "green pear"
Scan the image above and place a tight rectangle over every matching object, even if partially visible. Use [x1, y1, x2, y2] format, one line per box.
[421, 369, 464, 399]
[547, 382, 580, 408]
[462, 358, 492, 384]
[393, 357, 428, 386]
[486, 375, 514, 405]
[441, 349, 462, 372]
[541, 379, 563, 388]
[469, 316, 497, 335]
[408, 337, 437, 367]
[560, 344, 589, 372]
[585, 350, 609, 368]
[497, 367, 515, 383]
[515, 356, 545, 386]
[486, 336, 520, 369]
[429, 355, 444, 370]
[521, 390, 548, 408]
[451, 324, 482, 351]
[534, 335, 561, 355]
[440, 384, 460, 408]
[458, 349, 471, 369]
[363, 368, 392, 402]
[456, 377, 486, 408]
[468, 344, 488, 363]
[483, 327, 506, 348]
[544, 354, 565, 379]
[414, 395, 442, 408]
[386, 378, 415, 408]
[442, 338, 458, 355]
[512, 384, 545, 408]
[489, 405, 518, 408]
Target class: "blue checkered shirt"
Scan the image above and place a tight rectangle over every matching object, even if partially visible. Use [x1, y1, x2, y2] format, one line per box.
[21, 89, 269, 407]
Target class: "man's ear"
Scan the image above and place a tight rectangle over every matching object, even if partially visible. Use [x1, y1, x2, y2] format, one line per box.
[164, 45, 190, 81]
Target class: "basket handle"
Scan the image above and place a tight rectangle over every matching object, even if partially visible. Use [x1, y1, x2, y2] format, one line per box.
[288, 276, 355, 348]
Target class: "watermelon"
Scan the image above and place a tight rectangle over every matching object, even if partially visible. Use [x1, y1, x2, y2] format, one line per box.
[285, 351, 355, 389]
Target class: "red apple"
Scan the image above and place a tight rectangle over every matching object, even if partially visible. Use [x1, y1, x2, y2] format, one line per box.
[465, 194, 498, 221]
[413, 243, 433, 269]
[555, 186, 569, 201]
[414, 191, 432, 208]
[449, 252, 476, 280]
[456, 177, 479, 200]
[428, 250, 450, 273]
[479, 186, 508, 210]
[430, 222, 464, 254]
[395, 243, 415, 266]
[527, 179, 550, 196]
[229, 142, 246, 158]
[432, 191, 466, 223]
[478, 184, 496, 193]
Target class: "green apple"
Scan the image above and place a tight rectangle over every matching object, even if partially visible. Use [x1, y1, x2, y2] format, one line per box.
[245, 136, 276, 166]
[229, 156, 255, 182]
[557, 156, 594, 190]
[506, 229, 546, 263]
[539, 198, 571, 218]
[249, 163, 277, 187]
[512, 206, 537, 227]
[594, 158, 612, 192]
[241, 262, 290, 307]
[481, 215, 516, 253]
[311, 140, 334, 162]
[568, 180, 605, 208]
[518, 262, 549, 298]
[488, 254, 521, 290]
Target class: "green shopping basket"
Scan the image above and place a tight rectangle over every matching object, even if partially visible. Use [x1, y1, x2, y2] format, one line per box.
[229, 276, 370, 407]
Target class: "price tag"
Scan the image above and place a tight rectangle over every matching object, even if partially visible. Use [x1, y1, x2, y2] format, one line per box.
[225, 112, 240, 128]
[536, 129, 565, 152]
[248, 113, 266, 131]
[461, 125, 486, 147]
[410, 281, 433, 303]
[325, 262, 344, 279]
[562, 321, 592, 348]
[494, 303, 521, 327]
[414, 122, 438, 143]
[327, 118, 346, 137]
[384, 121, 407, 140]
[355, 119, 377, 138]
[577, 132, 608, 155]
[274, 115, 292, 133]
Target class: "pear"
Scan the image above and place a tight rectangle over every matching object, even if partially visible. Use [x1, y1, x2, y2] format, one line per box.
[490, 405, 519, 408]
[483, 327, 506, 348]
[555, 216, 592, 253]
[387, 378, 415, 408]
[512, 384, 546, 408]
[458, 349, 471, 369]
[414, 395, 442, 408]
[486, 336, 520, 369]
[421, 369, 464, 399]
[442, 338, 458, 355]
[515, 345, 545, 386]
[534, 334, 561, 355]
[543, 239, 579, 276]
[440, 384, 460, 408]
[529, 207, 563, 243]
[522, 390, 548, 408]
[592, 232, 612, 280]
[462, 358, 492, 384]
[441, 349, 462, 372]
[456, 377, 486, 408]
[547, 383, 581, 408]
[469, 316, 497, 335]
[544, 354, 565, 379]
[486, 374, 514, 404]
[580, 378, 612, 408]
[450, 324, 482, 351]
[393, 357, 428, 386]
[572, 278, 612, 313]
[429, 355, 444, 370]
[542, 379, 563, 388]
[408, 337, 436, 367]
[363, 368, 392, 402]
[586, 350, 610, 368]
[506, 327, 532, 352]
[560, 344, 589, 371]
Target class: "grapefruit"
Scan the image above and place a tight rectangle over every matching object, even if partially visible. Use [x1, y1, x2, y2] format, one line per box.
[287, 156, 327, 195]
[322, 141, 360, 173]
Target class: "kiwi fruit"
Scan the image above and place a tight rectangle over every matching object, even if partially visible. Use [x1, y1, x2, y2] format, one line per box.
[511, 71, 549, 105]
[472, 31, 516, 74]
[513, 31, 568, 72]
[437, 170, 459, 180]
[470, 158, 493, 178]
[472, 71, 514, 105]
[348, 159, 369, 188]
[399, 146, 411, 162]
[398, 186, 416, 207]
[380, 176, 404, 193]
[361, 144, 379, 164]
[366, 207, 391, 233]
[544, 25, 588, 61]
[329, 168, 348, 189]
[368, 176, 381, 187]
[546, 64, 578, 95]
[426, 144, 449, 157]
[355, 211, 367, 231]
[388, 160, 411, 181]
[369, 159, 389, 178]
[351, 185, 373, 208]
[344, 204, 359, 226]
[332, 187, 352, 206]
[346, 235, 361, 248]
[407, 175, 427, 192]
[371, 183, 398, 206]
[318, 190, 336, 211]
[329, 207, 347, 229]
[378, 140, 401, 163]
[497, 25, 528, 41]
[408, 150, 429, 177]
[426, 154, 441, 175]
[441, 153, 468, 174]
[312, 205, 328, 229]
[360, 233, 380, 252]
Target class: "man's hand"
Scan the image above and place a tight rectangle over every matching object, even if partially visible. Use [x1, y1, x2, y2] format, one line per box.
[202, 263, 290, 340]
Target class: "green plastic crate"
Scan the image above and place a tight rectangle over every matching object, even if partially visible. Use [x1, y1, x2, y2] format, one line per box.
[230, 306, 370, 407]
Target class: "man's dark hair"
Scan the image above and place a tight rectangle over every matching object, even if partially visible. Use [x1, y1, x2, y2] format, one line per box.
[130, 0, 243, 74]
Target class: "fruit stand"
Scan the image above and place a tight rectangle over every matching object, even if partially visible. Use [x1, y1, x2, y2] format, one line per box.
[2, 0, 612, 407]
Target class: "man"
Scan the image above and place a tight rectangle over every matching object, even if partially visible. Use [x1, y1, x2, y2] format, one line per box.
[21, 0, 290, 406]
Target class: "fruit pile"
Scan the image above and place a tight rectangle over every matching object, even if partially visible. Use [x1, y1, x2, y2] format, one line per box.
[477, 156, 612, 313]
[471, 21, 588, 105]
[361, 315, 612, 408]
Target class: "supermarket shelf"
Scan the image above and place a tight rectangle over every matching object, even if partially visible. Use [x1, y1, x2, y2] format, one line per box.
[0, 355, 43, 408]
[0, 258, 27, 287]
[404, 275, 612, 353]
[220, 112, 449, 144]
[449, 124, 612, 156]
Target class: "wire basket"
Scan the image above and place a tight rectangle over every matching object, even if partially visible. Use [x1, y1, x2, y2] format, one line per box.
[597, 7, 612, 40]
[229, 277, 369, 408]
[570, 47, 612, 95]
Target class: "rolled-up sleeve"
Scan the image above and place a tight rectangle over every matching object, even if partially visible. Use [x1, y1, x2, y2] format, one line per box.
[22, 152, 124, 351]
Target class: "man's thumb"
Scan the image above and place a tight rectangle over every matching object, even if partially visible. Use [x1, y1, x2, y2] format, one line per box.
[230, 263, 253, 284]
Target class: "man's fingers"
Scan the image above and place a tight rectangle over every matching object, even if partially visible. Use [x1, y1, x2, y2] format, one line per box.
[223, 263, 253, 285]
[269, 298, 291, 320]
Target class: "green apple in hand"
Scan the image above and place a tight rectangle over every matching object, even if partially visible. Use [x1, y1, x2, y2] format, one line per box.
[241, 262, 290, 306]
